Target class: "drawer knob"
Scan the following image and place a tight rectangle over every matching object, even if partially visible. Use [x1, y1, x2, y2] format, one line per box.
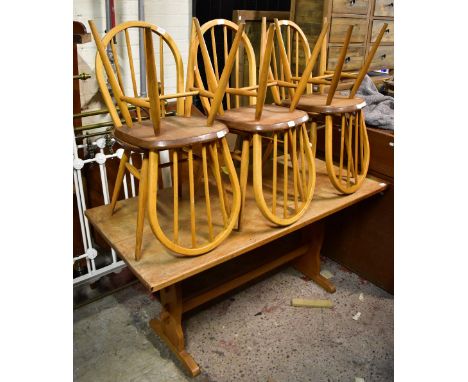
[349, 0, 356, 5]
[385, 28, 391, 34]
[381, 54, 387, 60]
[345, 56, 351, 64]
[386, 2, 394, 7]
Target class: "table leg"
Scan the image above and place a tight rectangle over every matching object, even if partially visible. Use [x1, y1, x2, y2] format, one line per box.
[293, 222, 336, 293]
[149, 284, 200, 377]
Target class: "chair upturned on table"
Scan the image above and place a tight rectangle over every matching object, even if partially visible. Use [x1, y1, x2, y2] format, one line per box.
[273, 18, 388, 194]
[88, 19, 246, 259]
[186, 19, 317, 230]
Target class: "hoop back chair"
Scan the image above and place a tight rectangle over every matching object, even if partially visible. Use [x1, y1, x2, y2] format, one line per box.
[89, 19, 244, 259]
[187, 19, 317, 229]
[277, 20, 388, 194]
[260, 18, 329, 163]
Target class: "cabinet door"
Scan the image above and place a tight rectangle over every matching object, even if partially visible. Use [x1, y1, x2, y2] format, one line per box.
[332, 0, 369, 15]
[374, 0, 394, 17]
[330, 17, 368, 43]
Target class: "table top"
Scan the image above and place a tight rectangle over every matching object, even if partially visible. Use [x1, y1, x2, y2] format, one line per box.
[86, 159, 387, 292]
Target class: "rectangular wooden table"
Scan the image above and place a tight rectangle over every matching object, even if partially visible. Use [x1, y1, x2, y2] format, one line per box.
[86, 159, 387, 376]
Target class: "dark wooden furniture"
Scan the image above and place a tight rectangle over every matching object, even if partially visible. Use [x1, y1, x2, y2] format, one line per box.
[86, 159, 388, 376]
[317, 125, 394, 293]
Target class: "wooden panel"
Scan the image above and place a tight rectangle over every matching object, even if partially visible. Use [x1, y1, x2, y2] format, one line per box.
[322, 184, 394, 294]
[291, 0, 325, 47]
[370, 44, 393, 69]
[328, 45, 365, 71]
[374, 0, 394, 17]
[366, 127, 394, 179]
[332, 0, 369, 15]
[371, 20, 394, 43]
[330, 17, 368, 43]
[315, 124, 394, 294]
[86, 159, 386, 293]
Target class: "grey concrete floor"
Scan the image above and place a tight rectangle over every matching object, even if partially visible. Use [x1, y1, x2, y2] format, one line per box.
[74, 257, 393, 382]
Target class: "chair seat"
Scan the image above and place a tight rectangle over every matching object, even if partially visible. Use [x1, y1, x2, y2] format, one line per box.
[215, 104, 308, 133]
[113, 116, 229, 150]
[282, 94, 366, 115]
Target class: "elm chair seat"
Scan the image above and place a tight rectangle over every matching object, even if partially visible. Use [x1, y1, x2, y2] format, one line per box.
[282, 94, 366, 115]
[215, 104, 308, 133]
[114, 117, 229, 150]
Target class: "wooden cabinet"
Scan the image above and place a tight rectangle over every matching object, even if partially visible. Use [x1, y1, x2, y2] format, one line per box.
[316, 125, 394, 293]
[291, 0, 394, 72]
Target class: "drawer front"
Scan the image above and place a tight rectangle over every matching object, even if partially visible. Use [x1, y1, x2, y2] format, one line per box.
[367, 127, 394, 179]
[328, 46, 365, 71]
[370, 45, 394, 69]
[374, 0, 394, 17]
[332, 0, 369, 15]
[371, 20, 394, 43]
[330, 17, 368, 43]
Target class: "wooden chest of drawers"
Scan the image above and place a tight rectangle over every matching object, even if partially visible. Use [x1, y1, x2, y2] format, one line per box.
[291, 0, 394, 72]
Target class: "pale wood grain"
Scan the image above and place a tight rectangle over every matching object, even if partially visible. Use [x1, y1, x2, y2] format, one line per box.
[86, 158, 385, 292]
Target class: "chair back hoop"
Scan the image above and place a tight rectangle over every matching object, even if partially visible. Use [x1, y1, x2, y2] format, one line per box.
[272, 18, 322, 100]
[89, 20, 185, 136]
[187, 18, 257, 116]
[201, 21, 247, 126]
[273, 19, 313, 95]
[349, 23, 388, 98]
[288, 21, 329, 111]
[325, 25, 354, 105]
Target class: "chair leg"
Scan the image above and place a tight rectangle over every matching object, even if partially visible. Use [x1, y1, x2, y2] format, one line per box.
[135, 153, 149, 261]
[237, 137, 250, 231]
[309, 121, 317, 158]
[110, 149, 130, 214]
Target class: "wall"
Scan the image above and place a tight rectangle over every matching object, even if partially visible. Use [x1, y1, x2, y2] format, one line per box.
[73, 0, 191, 123]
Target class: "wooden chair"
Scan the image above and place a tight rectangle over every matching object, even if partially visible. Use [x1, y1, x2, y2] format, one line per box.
[259, 18, 327, 164]
[276, 19, 388, 194]
[187, 19, 317, 229]
[89, 19, 244, 259]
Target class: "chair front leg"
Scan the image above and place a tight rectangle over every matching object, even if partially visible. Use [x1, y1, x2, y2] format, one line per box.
[110, 149, 130, 214]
